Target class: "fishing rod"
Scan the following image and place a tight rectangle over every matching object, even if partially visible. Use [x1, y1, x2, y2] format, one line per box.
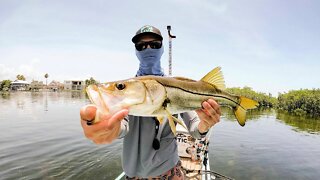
[167, 25, 176, 76]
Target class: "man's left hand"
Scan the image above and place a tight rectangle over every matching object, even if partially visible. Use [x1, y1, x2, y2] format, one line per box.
[196, 98, 221, 133]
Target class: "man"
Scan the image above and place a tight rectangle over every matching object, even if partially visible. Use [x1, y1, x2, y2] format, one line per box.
[80, 25, 221, 179]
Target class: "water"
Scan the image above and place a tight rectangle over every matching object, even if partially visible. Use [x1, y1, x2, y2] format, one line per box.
[0, 92, 320, 180]
[211, 109, 320, 180]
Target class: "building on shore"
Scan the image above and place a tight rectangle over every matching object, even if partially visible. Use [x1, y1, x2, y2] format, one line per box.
[30, 80, 45, 91]
[64, 80, 85, 91]
[48, 80, 64, 91]
[11, 80, 30, 91]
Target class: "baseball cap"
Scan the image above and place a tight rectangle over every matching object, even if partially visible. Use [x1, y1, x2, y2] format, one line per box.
[132, 25, 163, 43]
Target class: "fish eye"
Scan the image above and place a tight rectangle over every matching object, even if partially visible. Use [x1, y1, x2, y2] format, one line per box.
[115, 83, 126, 90]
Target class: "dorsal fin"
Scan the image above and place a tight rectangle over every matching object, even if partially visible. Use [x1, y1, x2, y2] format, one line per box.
[200, 67, 226, 90]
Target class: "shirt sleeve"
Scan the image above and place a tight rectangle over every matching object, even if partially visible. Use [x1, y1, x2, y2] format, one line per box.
[180, 111, 207, 139]
[118, 115, 130, 139]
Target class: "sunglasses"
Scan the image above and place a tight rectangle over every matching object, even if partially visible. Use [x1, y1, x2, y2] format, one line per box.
[135, 41, 162, 51]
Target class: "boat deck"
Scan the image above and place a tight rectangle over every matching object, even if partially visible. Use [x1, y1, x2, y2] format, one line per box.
[180, 157, 202, 179]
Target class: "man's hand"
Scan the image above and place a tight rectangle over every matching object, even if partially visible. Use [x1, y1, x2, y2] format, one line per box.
[80, 104, 129, 144]
[196, 99, 221, 133]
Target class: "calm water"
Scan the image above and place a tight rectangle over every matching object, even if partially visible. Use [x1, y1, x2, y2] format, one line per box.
[0, 92, 319, 180]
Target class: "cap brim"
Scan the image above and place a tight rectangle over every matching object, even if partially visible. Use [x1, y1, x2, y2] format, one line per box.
[132, 32, 163, 43]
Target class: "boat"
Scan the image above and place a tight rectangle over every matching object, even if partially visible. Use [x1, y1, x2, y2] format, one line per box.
[115, 124, 234, 180]
[175, 125, 234, 180]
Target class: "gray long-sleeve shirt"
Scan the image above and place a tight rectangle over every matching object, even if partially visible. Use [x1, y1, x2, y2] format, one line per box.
[119, 111, 204, 178]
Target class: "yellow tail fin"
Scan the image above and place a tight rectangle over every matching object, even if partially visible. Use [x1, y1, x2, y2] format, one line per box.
[234, 96, 259, 126]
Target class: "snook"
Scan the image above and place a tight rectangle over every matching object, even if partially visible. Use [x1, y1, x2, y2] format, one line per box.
[86, 67, 258, 134]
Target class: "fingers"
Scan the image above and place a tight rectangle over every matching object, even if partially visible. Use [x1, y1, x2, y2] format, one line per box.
[208, 98, 221, 115]
[81, 109, 126, 132]
[202, 99, 221, 117]
[106, 109, 129, 129]
[197, 99, 221, 132]
[196, 109, 211, 133]
[197, 108, 216, 126]
[80, 104, 97, 121]
[202, 101, 215, 117]
[80, 107, 129, 143]
[195, 109, 209, 123]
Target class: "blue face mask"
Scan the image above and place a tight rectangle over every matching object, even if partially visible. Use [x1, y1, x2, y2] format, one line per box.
[135, 46, 164, 76]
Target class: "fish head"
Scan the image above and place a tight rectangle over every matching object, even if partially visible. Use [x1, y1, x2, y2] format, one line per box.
[86, 79, 146, 114]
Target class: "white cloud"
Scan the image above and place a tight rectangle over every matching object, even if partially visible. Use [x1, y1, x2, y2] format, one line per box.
[0, 61, 44, 82]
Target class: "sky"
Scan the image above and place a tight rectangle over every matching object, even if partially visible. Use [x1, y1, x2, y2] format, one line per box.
[0, 0, 319, 96]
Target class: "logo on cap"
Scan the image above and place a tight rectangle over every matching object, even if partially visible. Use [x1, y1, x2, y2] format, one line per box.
[140, 26, 153, 33]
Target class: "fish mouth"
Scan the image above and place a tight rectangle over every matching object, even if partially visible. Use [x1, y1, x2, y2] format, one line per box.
[97, 83, 128, 113]
[86, 80, 147, 114]
[86, 85, 110, 112]
[87, 84, 124, 113]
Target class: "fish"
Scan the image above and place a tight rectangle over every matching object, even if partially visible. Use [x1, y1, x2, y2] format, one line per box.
[86, 67, 259, 135]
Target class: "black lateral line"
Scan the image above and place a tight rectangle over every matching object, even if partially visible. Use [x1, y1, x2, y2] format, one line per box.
[159, 83, 239, 106]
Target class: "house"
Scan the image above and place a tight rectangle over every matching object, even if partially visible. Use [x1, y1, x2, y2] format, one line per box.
[64, 80, 85, 90]
[11, 80, 30, 91]
[30, 80, 44, 91]
[48, 80, 64, 91]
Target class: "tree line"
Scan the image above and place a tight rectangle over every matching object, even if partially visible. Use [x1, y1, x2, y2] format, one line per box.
[278, 89, 320, 117]
[226, 87, 320, 117]
[0, 80, 12, 91]
[226, 87, 277, 108]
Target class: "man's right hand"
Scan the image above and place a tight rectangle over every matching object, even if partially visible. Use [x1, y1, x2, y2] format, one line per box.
[80, 104, 129, 144]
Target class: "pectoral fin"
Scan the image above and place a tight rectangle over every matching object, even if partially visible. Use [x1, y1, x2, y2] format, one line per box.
[165, 110, 188, 135]
[167, 114, 177, 135]
[171, 114, 187, 130]
[156, 116, 164, 124]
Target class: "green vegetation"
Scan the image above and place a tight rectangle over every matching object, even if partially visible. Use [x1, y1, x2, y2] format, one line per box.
[16, 74, 26, 81]
[226, 86, 277, 108]
[278, 89, 320, 117]
[85, 77, 98, 87]
[0, 80, 12, 91]
[44, 73, 49, 86]
[226, 87, 320, 117]
[276, 111, 320, 133]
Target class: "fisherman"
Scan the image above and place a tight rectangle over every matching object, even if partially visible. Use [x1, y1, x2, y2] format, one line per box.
[80, 25, 221, 179]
